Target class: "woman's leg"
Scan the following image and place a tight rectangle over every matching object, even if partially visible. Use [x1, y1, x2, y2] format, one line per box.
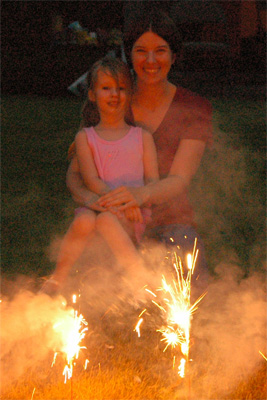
[51, 210, 97, 286]
[95, 211, 146, 285]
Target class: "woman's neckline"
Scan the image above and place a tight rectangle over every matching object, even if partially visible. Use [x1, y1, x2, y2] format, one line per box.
[133, 81, 175, 110]
[131, 83, 177, 135]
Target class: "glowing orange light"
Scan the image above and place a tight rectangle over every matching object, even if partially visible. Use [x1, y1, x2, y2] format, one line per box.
[52, 298, 88, 382]
[135, 238, 206, 379]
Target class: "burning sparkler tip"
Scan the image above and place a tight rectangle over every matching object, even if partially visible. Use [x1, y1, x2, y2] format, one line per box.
[135, 239, 204, 379]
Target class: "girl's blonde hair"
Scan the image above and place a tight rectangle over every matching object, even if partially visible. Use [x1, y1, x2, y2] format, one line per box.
[80, 56, 133, 129]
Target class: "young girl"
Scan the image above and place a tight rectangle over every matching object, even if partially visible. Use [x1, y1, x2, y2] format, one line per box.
[42, 56, 159, 295]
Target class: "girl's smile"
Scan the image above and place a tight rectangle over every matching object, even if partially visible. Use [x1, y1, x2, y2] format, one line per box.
[89, 70, 128, 117]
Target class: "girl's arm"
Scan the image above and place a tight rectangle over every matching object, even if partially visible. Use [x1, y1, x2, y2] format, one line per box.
[75, 130, 110, 196]
[66, 142, 143, 220]
[142, 129, 159, 185]
[97, 139, 206, 209]
[122, 130, 159, 223]
[66, 156, 106, 211]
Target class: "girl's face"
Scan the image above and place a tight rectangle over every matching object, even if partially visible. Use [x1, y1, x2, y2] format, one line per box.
[89, 70, 129, 118]
[131, 31, 175, 85]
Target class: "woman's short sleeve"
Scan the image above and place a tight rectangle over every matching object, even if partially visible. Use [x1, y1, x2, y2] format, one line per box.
[180, 111, 213, 146]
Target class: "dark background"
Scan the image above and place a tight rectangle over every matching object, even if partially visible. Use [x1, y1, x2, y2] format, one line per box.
[1, 2, 266, 280]
[1, 0, 266, 97]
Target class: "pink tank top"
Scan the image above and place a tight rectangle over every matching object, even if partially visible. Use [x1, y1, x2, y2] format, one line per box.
[83, 126, 151, 242]
[84, 126, 144, 189]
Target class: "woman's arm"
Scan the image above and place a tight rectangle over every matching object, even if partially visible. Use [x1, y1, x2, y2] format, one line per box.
[97, 139, 206, 209]
[75, 130, 110, 196]
[142, 130, 159, 185]
[152, 138, 206, 202]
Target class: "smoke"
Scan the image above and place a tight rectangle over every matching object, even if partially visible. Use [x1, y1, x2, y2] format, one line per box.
[189, 263, 266, 398]
[0, 287, 77, 391]
[46, 232, 167, 311]
[176, 117, 267, 397]
[0, 252, 266, 398]
[190, 118, 266, 272]
[61, 238, 266, 399]
[1, 115, 265, 396]
[129, 245, 266, 398]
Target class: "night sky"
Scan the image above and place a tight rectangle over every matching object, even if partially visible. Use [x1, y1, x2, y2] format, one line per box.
[2, 1, 266, 96]
[2, 1, 127, 94]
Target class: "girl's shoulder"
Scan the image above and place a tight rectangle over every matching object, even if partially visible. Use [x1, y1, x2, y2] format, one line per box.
[81, 126, 95, 134]
[128, 125, 142, 135]
[128, 125, 154, 144]
[76, 126, 95, 138]
[129, 125, 151, 140]
[75, 127, 96, 145]
[69, 127, 94, 160]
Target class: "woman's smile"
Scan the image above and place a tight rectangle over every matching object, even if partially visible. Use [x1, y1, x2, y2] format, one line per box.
[132, 31, 175, 84]
[143, 67, 160, 73]
[108, 101, 119, 107]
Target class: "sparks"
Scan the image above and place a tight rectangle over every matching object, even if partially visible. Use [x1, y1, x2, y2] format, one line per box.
[145, 288, 157, 297]
[63, 364, 73, 384]
[30, 387, 36, 400]
[178, 358, 186, 378]
[156, 241, 206, 377]
[134, 318, 144, 337]
[259, 350, 267, 361]
[135, 238, 206, 379]
[51, 352, 58, 367]
[84, 359, 90, 369]
[52, 305, 88, 382]
[139, 309, 147, 318]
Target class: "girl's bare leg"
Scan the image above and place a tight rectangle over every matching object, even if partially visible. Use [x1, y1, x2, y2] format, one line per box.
[51, 210, 96, 285]
[95, 211, 146, 286]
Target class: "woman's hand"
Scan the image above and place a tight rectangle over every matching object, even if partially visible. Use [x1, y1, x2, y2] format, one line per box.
[97, 186, 147, 210]
[86, 195, 124, 218]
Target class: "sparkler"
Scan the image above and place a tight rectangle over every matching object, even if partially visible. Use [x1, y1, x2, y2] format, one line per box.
[52, 294, 88, 399]
[136, 238, 206, 383]
[157, 245, 206, 379]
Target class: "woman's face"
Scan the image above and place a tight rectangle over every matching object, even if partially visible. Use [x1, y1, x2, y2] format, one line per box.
[131, 31, 175, 85]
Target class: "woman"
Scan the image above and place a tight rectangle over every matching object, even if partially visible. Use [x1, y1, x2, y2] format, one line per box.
[67, 9, 213, 283]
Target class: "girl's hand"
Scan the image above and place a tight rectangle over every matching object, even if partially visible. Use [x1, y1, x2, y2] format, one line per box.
[107, 206, 124, 219]
[88, 200, 124, 219]
[86, 201, 107, 213]
[124, 206, 144, 223]
[84, 193, 107, 212]
[97, 186, 146, 210]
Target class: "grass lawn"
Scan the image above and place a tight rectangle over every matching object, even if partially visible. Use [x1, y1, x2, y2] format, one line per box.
[1, 94, 266, 399]
[2, 94, 265, 277]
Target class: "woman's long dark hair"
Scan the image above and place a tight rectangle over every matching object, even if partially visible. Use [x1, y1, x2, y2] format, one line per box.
[123, 8, 182, 68]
